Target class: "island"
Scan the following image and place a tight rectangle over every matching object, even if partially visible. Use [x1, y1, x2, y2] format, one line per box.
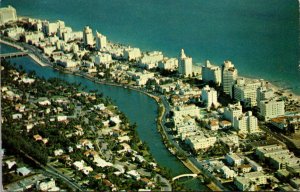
[1, 5, 300, 191]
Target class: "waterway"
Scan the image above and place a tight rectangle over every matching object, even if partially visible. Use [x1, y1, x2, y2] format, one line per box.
[1, 0, 299, 94]
[3, 50, 208, 190]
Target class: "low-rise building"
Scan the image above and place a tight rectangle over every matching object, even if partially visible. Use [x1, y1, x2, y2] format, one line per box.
[226, 153, 244, 166]
[245, 157, 263, 171]
[256, 144, 289, 161]
[24, 31, 45, 44]
[127, 71, 155, 86]
[221, 166, 237, 179]
[234, 171, 269, 191]
[207, 119, 219, 131]
[5, 27, 24, 40]
[185, 132, 217, 151]
[270, 114, 300, 132]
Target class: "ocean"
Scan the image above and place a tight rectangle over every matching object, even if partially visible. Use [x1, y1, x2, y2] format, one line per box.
[1, 0, 299, 94]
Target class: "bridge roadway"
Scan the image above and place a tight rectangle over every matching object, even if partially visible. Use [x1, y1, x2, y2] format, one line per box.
[172, 173, 198, 181]
[0, 51, 28, 58]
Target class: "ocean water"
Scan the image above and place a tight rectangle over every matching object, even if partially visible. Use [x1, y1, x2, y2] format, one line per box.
[1, 0, 299, 94]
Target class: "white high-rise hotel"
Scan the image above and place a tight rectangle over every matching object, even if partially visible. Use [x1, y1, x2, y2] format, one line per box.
[201, 85, 219, 110]
[224, 102, 243, 127]
[83, 26, 94, 47]
[233, 78, 262, 107]
[202, 60, 222, 86]
[0, 6, 17, 26]
[178, 49, 193, 77]
[234, 111, 259, 134]
[222, 60, 238, 98]
[95, 31, 107, 50]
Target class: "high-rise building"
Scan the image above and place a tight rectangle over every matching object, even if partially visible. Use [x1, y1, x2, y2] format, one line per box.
[202, 60, 222, 85]
[256, 87, 274, 108]
[178, 49, 193, 77]
[233, 78, 262, 107]
[158, 58, 178, 71]
[83, 26, 94, 47]
[0, 6, 17, 26]
[222, 60, 238, 98]
[224, 102, 243, 126]
[42, 20, 65, 36]
[234, 111, 259, 134]
[201, 85, 219, 110]
[259, 99, 285, 121]
[95, 31, 107, 50]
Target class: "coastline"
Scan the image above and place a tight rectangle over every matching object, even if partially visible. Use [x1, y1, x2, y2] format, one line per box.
[1, 36, 298, 191]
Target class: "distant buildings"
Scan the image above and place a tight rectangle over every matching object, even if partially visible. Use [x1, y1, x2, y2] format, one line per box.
[178, 49, 193, 77]
[95, 31, 107, 50]
[202, 60, 222, 85]
[83, 26, 94, 47]
[123, 47, 141, 61]
[42, 20, 65, 36]
[0, 6, 17, 26]
[139, 51, 164, 69]
[127, 70, 155, 86]
[158, 57, 178, 71]
[222, 60, 238, 98]
[201, 85, 219, 110]
[94, 52, 112, 65]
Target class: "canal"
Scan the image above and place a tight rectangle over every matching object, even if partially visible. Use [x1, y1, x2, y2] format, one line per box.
[1, 43, 208, 190]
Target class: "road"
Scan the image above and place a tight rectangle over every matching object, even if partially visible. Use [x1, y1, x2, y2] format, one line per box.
[158, 95, 225, 191]
[19, 150, 84, 191]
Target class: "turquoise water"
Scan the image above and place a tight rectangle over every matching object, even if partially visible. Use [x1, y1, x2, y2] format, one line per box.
[1, 0, 299, 93]
[0, 43, 20, 53]
[6, 55, 208, 190]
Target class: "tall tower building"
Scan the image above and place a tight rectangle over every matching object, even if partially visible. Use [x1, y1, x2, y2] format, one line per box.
[95, 31, 107, 50]
[202, 60, 222, 85]
[0, 5, 17, 26]
[178, 49, 193, 77]
[222, 60, 238, 98]
[201, 85, 219, 110]
[83, 26, 94, 47]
